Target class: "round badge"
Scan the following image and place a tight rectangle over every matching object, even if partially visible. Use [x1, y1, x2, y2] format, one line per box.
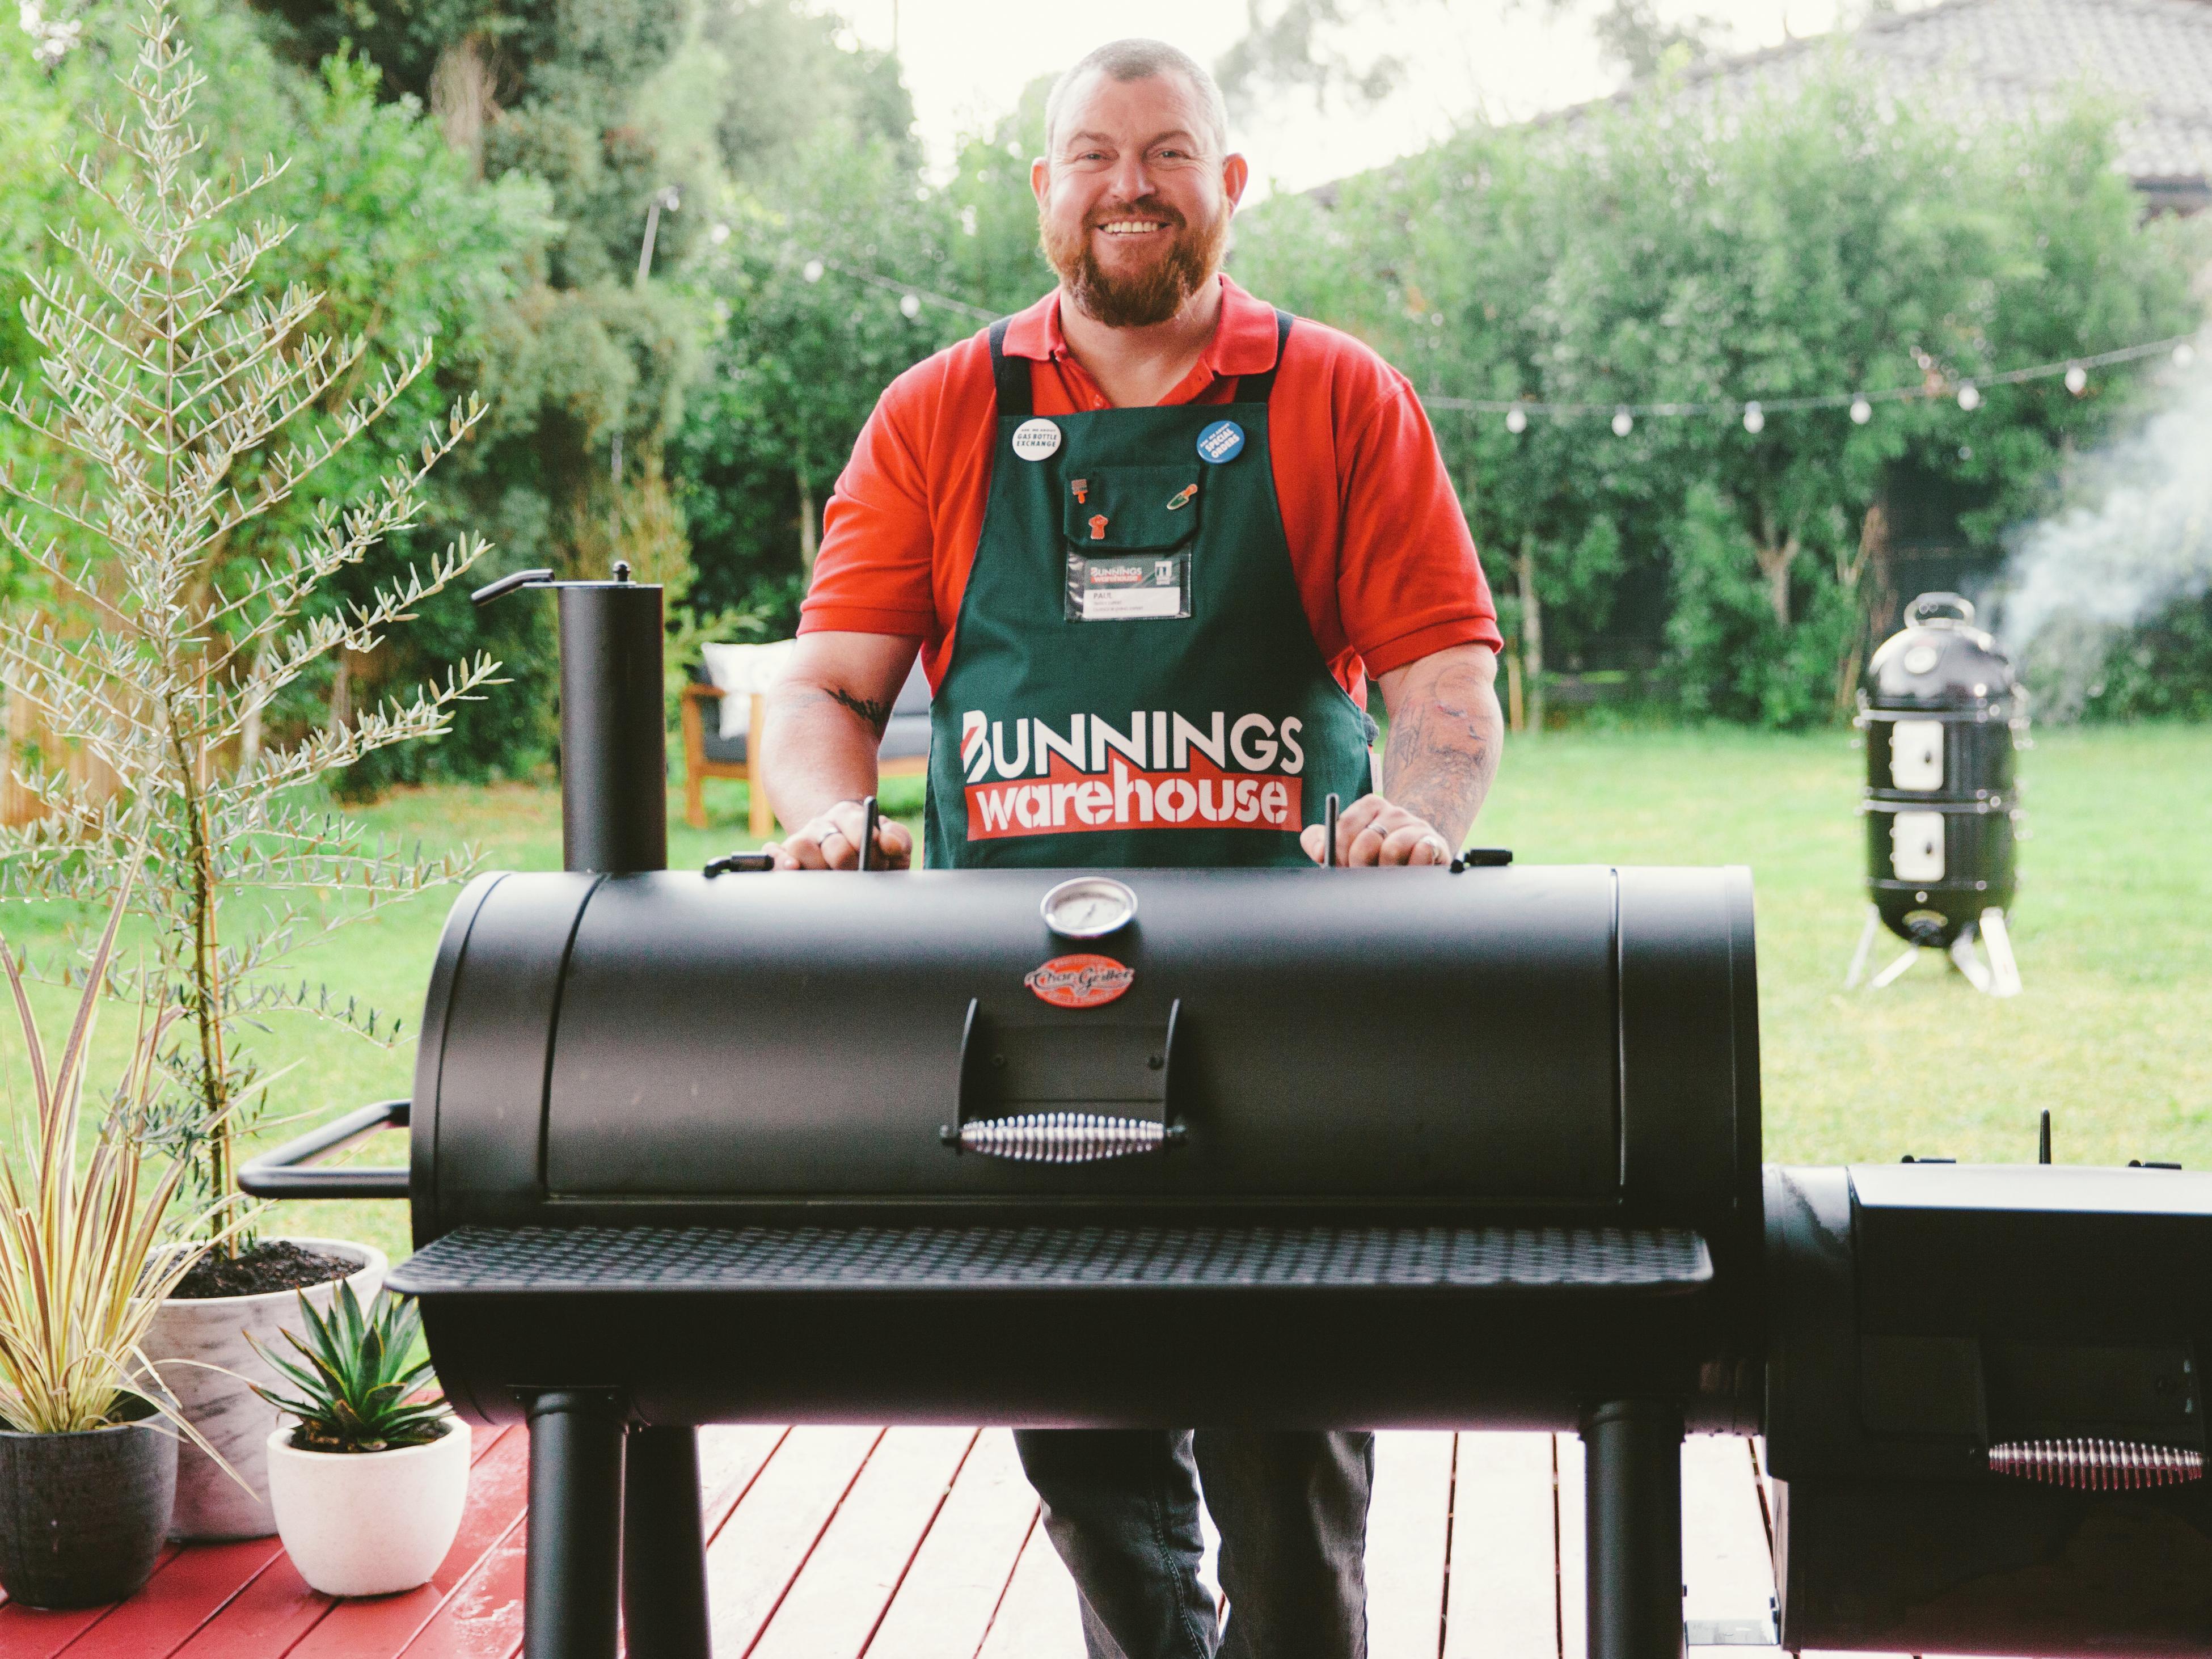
[1196, 420, 1246, 464]
[1011, 417, 1062, 461]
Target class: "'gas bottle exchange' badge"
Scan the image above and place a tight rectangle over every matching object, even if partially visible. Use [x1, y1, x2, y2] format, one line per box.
[1011, 417, 1063, 461]
[1024, 953, 1135, 1009]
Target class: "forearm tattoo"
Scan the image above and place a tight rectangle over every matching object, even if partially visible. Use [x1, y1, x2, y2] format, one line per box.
[1382, 656, 1504, 846]
[826, 686, 892, 736]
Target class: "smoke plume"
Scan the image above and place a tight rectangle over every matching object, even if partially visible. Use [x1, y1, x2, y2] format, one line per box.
[1997, 335, 2212, 719]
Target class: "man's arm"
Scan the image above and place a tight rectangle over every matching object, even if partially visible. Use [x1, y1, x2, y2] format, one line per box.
[758, 630, 921, 869]
[1297, 643, 1504, 866]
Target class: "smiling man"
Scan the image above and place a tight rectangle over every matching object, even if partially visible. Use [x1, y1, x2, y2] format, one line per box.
[758, 37, 1504, 1658]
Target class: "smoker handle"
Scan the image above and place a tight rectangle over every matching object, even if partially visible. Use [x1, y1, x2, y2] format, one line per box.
[238, 1099, 411, 1199]
[1905, 591, 1975, 628]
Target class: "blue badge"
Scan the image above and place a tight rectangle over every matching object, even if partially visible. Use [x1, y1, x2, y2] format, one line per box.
[1196, 420, 1246, 465]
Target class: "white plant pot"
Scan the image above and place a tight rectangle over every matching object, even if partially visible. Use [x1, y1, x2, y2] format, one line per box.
[141, 1238, 387, 1540]
[265, 1417, 471, 1597]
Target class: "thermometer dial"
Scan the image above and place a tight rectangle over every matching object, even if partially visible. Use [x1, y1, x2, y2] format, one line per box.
[1040, 876, 1138, 939]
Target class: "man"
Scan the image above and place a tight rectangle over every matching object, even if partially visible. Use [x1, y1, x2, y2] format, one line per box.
[758, 37, 1504, 1659]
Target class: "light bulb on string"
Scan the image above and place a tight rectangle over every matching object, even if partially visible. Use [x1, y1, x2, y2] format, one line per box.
[1741, 401, 1764, 434]
[1611, 407, 1633, 437]
[803, 258, 825, 282]
[2065, 363, 2088, 395]
[899, 293, 922, 319]
[1850, 396, 1873, 424]
[2176, 343, 2198, 369]
[1505, 404, 1527, 434]
[1957, 381, 1981, 411]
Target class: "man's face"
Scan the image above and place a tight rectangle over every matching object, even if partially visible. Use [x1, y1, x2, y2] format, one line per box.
[1032, 70, 1248, 330]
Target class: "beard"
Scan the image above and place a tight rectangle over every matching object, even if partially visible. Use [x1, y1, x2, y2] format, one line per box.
[1041, 195, 1229, 329]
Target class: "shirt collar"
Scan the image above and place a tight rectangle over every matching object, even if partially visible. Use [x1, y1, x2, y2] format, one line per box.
[999, 275, 1281, 378]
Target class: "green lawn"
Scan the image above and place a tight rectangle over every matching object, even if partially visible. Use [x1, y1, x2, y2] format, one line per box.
[15, 727, 2209, 1266]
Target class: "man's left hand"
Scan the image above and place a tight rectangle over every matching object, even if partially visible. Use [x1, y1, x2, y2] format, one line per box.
[1298, 792, 1454, 867]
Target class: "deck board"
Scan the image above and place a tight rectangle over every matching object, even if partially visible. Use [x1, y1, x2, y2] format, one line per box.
[863, 1430, 1038, 1659]
[1442, 1432, 1559, 1659]
[0, 1430, 1789, 1659]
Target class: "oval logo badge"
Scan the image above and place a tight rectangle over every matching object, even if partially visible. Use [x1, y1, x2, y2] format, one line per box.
[1011, 417, 1063, 461]
[1024, 953, 1134, 1009]
[1196, 419, 1244, 464]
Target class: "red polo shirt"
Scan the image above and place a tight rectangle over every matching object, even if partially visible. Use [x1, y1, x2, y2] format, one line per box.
[799, 275, 1500, 703]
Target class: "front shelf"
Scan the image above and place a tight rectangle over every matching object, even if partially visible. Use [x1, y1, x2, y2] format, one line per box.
[389, 1221, 1712, 1297]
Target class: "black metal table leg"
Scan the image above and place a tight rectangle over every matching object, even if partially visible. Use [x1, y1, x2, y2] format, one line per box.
[622, 1425, 711, 1658]
[526, 1391, 627, 1659]
[1582, 1399, 1686, 1659]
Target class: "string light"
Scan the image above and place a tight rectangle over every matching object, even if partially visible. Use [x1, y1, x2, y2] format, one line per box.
[899, 293, 923, 319]
[1425, 332, 2197, 429]
[1742, 400, 1764, 434]
[802, 259, 825, 282]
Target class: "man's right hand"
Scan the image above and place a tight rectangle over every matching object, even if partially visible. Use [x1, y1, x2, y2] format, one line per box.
[764, 798, 915, 871]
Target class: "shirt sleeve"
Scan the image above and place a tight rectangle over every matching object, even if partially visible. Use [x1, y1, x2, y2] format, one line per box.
[798, 361, 942, 640]
[1334, 372, 1502, 676]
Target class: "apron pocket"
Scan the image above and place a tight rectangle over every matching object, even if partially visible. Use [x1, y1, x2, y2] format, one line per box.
[1062, 465, 1203, 551]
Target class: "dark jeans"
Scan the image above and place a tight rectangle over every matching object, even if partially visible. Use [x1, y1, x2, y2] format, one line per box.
[1014, 1429, 1373, 1659]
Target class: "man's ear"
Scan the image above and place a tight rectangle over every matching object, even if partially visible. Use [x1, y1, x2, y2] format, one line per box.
[1031, 157, 1050, 206]
[1222, 152, 1250, 210]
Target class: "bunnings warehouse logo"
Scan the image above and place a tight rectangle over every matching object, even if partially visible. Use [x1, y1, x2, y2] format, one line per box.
[961, 709, 1305, 839]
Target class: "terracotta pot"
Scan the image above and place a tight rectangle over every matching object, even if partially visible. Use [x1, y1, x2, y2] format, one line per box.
[265, 1417, 471, 1597]
[0, 1393, 177, 1609]
[141, 1238, 386, 1540]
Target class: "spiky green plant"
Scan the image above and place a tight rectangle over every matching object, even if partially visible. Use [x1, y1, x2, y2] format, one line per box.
[0, 846, 251, 1436]
[0, 0, 503, 1248]
[250, 1281, 447, 1453]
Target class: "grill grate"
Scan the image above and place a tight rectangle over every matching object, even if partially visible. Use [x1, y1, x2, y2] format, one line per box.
[1987, 1438, 2204, 1491]
[390, 1222, 1713, 1297]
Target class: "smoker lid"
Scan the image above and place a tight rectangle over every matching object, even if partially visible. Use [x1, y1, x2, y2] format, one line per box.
[1864, 592, 2019, 712]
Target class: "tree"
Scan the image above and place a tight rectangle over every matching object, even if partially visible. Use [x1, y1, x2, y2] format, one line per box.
[1236, 53, 2202, 725]
[0, 1, 499, 1238]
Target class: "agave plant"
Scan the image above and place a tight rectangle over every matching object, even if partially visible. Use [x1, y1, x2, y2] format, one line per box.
[0, 851, 247, 1436]
[250, 1282, 448, 1454]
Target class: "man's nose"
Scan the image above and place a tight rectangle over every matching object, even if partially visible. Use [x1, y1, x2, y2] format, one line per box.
[1104, 152, 1155, 204]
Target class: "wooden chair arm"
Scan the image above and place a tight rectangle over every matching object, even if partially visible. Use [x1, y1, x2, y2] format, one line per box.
[681, 681, 725, 703]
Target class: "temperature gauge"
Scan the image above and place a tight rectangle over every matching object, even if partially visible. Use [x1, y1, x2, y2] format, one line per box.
[1040, 876, 1138, 940]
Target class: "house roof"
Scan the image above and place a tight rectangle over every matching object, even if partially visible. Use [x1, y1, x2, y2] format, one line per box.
[1557, 0, 2212, 206]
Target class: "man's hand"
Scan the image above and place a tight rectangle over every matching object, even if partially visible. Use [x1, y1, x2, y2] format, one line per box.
[1299, 793, 1453, 867]
[764, 798, 915, 871]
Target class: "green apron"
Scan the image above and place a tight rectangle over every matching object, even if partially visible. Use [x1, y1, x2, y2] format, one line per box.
[925, 311, 1373, 869]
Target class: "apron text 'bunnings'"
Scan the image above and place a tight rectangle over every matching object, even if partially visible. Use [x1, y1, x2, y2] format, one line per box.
[960, 710, 1306, 840]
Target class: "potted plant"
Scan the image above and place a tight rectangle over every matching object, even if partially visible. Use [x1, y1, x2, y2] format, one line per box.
[255, 1284, 470, 1597]
[0, 866, 243, 1608]
[0, 5, 491, 1537]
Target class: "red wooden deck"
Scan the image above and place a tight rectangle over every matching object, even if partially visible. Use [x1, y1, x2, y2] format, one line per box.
[0, 1430, 1802, 1659]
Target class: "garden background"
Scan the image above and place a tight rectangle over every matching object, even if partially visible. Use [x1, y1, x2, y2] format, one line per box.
[1, 0, 2209, 1262]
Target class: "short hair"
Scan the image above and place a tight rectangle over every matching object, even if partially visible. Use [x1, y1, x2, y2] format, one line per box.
[1044, 39, 1230, 159]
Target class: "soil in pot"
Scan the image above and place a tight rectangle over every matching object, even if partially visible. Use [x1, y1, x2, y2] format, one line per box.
[267, 1416, 472, 1597]
[171, 1240, 358, 1301]
[143, 1238, 386, 1541]
[0, 1393, 178, 1610]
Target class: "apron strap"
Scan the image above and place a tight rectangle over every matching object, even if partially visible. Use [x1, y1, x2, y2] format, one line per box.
[988, 318, 1032, 423]
[1236, 310, 1295, 404]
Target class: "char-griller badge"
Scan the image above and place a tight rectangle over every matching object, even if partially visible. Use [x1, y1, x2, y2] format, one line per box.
[1024, 953, 1135, 1009]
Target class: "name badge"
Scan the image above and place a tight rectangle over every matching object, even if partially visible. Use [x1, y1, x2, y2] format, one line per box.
[1066, 550, 1191, 622]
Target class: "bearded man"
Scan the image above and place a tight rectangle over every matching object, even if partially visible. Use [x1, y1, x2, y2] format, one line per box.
[757, 37, 1505, 1659]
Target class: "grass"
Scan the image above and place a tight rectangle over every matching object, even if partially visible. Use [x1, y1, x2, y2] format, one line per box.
[8, 728, 2207, 1267]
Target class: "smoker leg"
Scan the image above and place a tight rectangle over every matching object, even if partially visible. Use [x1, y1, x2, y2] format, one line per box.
[1948, 923, 1994, 993]
[622, 1425, 711, 1658]
[1843, 904, 1881, 989]
[1979, 907, 2021, 997]
[526, 1391, 627, 1659]
[1582, 1400, 1685, 1659]
[1868, 945, 1919, 989]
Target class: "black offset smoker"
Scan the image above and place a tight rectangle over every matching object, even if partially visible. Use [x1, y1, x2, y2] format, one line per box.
[244, 571, 2212, 1659]
[1848, 592, 2029, 995]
